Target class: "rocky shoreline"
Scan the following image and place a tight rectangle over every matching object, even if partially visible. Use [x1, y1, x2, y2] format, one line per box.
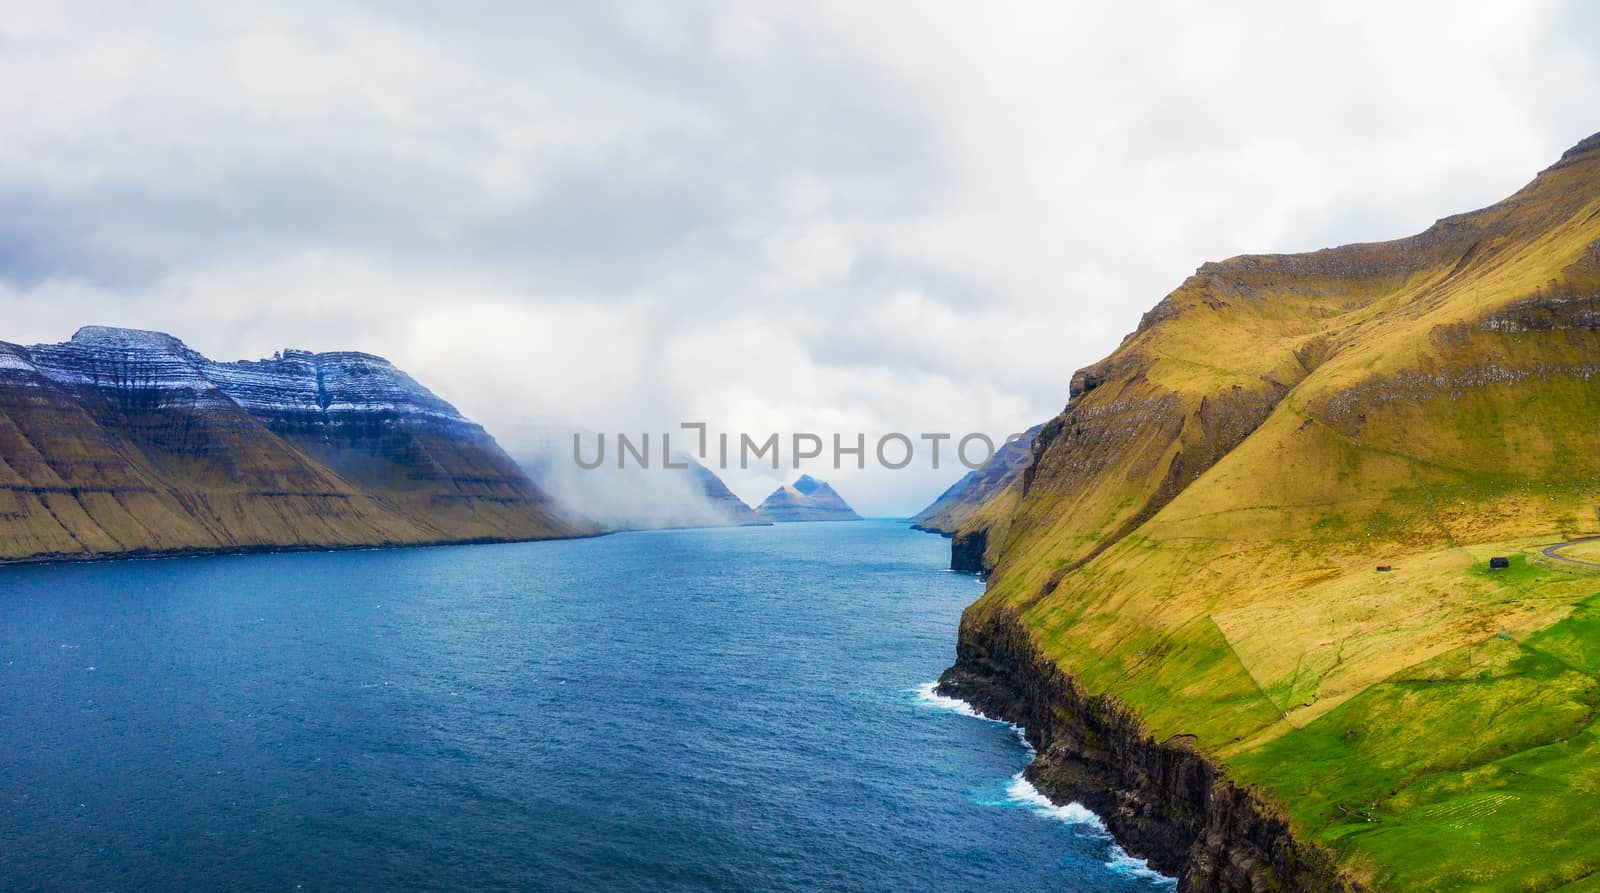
[937, 605, 1358, 893]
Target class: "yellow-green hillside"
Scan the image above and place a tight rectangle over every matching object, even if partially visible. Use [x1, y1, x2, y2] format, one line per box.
[963, 132, 1600, 889]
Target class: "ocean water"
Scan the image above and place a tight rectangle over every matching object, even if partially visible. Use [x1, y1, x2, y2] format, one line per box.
[0, 520, 1173, 891]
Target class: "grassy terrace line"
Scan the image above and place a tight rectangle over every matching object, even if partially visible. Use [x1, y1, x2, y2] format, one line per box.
[953, 131, 1600, 890]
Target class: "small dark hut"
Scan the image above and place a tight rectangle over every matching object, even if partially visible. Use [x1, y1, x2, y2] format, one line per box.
[1489, 556, 1511, 571]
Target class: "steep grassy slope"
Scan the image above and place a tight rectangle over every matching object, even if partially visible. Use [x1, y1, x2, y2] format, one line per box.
[959, 133, 1600, 889]
[0, 328, 586, 561]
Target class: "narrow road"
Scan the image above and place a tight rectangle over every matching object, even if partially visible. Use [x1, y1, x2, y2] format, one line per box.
[1542, 536, 1600, 568]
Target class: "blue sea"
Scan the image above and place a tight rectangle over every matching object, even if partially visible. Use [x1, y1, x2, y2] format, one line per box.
[0, 520, 1173, 891]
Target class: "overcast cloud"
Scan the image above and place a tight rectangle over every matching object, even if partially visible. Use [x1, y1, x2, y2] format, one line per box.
[1, 1, 1597, 513]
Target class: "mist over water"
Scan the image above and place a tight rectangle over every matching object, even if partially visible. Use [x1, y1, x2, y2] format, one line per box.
[523, 452, 740, 530]
[517, 427, 759, 530]
[1, 522, 1170, 891]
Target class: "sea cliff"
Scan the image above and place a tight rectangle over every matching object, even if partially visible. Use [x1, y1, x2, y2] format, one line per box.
[937, 606, 1354, 892]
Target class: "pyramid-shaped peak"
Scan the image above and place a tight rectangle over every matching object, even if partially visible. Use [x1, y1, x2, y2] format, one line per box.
[756, 474, 860, 523]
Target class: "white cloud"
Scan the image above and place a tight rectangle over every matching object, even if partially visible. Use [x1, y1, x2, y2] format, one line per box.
[0, 0, 1596, 513]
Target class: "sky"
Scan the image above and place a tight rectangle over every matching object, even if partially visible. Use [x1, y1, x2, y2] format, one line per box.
[1, 1, 1598, 515]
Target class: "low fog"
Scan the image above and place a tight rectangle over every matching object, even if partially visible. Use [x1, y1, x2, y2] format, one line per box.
[517, 429, 762, 531]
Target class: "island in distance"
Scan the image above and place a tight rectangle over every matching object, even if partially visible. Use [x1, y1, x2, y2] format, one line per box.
[755, 474, 862, 523]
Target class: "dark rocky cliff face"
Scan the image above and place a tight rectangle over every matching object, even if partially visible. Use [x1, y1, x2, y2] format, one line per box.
[0, 326, 586, 561]
[949, 527, 988, 574]
[938, 606, 1355, 893]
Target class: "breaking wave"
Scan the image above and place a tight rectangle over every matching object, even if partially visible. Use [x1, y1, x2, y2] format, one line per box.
[914, 680, 1177, 887]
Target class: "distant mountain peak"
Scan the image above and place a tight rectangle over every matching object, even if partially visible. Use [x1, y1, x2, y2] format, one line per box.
[756, 475, 861, 523]
[911, 424, 1042, 537]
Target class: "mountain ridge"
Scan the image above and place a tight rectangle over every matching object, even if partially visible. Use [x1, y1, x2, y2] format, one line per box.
[0, 326, 587, 562]
[942, 130, 1600, 890]
[911, 425, 1041, 537]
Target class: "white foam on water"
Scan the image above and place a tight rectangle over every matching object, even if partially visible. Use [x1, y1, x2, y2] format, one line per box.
[914, 682, 1034, 750]
[912, 681, 988, 719]
[1009, 771, 1177, 885]
[1004, 772, 1105, 828]
[914, 680, 1178, 887]
[1107, 848, 1180, 887]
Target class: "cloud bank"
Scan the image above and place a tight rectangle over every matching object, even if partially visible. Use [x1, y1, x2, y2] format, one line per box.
[2, 1, 1596, 512]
